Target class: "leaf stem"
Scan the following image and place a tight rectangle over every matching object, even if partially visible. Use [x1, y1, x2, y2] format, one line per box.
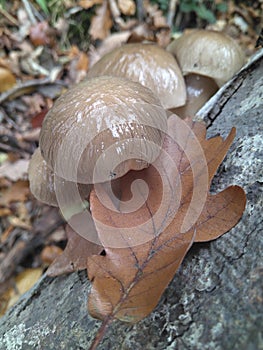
[89, 317, 113, 350]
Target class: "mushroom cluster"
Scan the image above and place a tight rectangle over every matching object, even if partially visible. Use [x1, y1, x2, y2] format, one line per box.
[29, 30, 245, 218]
[86, 31, 245, 119]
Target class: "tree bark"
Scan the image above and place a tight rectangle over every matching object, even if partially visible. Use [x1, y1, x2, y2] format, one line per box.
[0, 49, 262, 350]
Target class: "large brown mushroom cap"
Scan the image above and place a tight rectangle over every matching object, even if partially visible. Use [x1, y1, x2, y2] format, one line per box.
[87, 43, 186, 109]
[28, 148, 91, 206]
[167, 30, 245, 87]
[39, 76, 167, 184]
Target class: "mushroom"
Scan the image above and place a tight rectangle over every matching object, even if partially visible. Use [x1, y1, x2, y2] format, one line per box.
[39, 76, 167, 185]
[167, 30, 245, 87]
[167, 30, 245, 118]
[28, 147, 91, 207]
[87, 43, 186, 109]
[169, 74, 219, 119]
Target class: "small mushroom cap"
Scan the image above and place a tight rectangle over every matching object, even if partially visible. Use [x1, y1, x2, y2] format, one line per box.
[28, 148, 91, 206]
[167, 30, 245, 86]
[170, 74, 218, 119]
[87, 43, 186, 109]
[39, 76, 167, 184]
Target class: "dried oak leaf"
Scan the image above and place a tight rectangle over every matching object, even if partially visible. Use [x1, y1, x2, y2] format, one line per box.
[89, 1, 113, 41]
[47, 223, 102, 276]
[87, 116, 246, 323]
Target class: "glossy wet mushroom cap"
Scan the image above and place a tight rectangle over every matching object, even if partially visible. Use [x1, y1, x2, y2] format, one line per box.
[28, 148, 91, 206]
[167, 30, 245, 87]
[39, 76, 167, 184]
[87, 43, 186, 109]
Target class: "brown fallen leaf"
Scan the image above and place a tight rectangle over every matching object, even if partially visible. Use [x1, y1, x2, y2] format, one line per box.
[156, 27, 171, 48]
[0, 180, 29, 206]
[0, 66, 16, 92]
[78, 0, 103, 9]
[145, 0, 168, 28]
[68, 47, 89, 83]
[118, 0, 136, 16]
[0, 208, 11, 217]
[29, 21, 56, 47]
[89, 1, 113, 41]
[87, 116, 246, 325]
[0, 225, 13, 243]
[47, 223, 102, 276]
[31, 109, 48, 129]
[40, 245, 64, 266]
[89, 31, 131, 67]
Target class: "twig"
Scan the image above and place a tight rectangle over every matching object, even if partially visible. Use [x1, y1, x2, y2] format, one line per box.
[0, 4, 19, 26]
[167, 0, 178, 27]
[0, 108, 21, 131]
[21, 0, 37, 25]
[0, 142, 28, 156]
[108, 0, 120, 18]
[89, 317, 114, 350]
[0, 123, 31, 154]
[108, 0, 126, 28]
[0, 78, 66, 104]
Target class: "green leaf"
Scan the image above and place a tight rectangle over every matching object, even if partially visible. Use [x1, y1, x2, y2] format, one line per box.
[195, 4, 216, 23]
[35, 0, 49, 15]
[216, 2, 228, 13]
[150, 0, 169, 12]
[180, 2, 195, 13]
